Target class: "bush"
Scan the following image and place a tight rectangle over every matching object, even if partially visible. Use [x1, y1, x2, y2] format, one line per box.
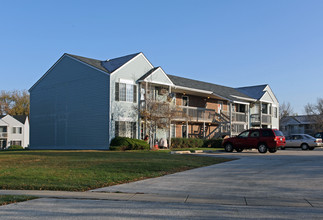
[7, 145, 24, 151]
[109, 137, 149, 151]
[203, 139, 223, 148]
[171, 138, 204, 149]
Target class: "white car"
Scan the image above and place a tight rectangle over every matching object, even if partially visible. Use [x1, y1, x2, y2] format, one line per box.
[282, 134, 322, 150]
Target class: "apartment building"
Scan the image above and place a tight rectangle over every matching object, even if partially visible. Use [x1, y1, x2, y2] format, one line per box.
[29, 53, 279, 149]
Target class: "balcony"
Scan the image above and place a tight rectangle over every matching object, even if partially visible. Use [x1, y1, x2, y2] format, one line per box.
[250, 114, 272, 125]
[173, 106, 219, 123]
[221, 111, 248, 123]
[0, 132, 8, 138]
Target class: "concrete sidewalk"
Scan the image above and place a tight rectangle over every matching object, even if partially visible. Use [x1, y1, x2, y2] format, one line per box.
[1, 189, 322, 208]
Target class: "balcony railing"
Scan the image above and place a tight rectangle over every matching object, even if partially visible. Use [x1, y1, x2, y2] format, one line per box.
[0, 132, 8, 138]
[173, 106, 218, 122]
[221, 111, 248, 123]
[250, 114, 272, 124]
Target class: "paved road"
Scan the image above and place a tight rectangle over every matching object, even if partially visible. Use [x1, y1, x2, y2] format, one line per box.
[1, 149, 323, 219]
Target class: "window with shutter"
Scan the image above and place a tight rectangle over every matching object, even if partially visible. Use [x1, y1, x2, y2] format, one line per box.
[133, 85, 137, 103]
[115, 82, 137, 103]
[115, 83, 119, 101]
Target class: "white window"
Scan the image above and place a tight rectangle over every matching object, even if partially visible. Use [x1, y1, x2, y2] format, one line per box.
[115, 82, 137, 103]
[115, 121, 136, 139]
[12, 127, 22, 134]
[171, 124, 176, 138]
[273, 107, 278, 118]
[11, 140, 22, 146]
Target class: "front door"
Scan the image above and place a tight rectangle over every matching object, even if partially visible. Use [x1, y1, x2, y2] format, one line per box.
[0, 139, 7, 149]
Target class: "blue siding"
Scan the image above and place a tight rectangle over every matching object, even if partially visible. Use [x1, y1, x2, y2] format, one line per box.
[30, 55, 110, 149]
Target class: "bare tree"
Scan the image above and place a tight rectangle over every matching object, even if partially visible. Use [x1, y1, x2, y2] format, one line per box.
[279, 102, 293, 119]
[138, 86, 184, 149]
[305, 98, 323, 132]
[0, 90, 30, 116]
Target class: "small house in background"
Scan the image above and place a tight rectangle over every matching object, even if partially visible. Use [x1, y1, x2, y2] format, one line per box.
[0, 115, 29, 149]
[280, 115, 316, 136]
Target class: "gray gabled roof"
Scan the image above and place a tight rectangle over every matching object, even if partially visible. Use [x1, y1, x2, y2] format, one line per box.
[12, 115, 28, 124]
[66, 53, 109, 73]
[66, 53, 140, 74]
[167, 74, 252, 101]
[281, 115, 315, 126]
[138, 67, 159, 81]
[0, 115, 27, 124]
[102, 53, 140, 73]
[236, 85, 267, 100]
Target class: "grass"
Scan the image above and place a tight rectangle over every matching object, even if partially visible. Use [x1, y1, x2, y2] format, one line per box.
[0, 150, 232, 191]
[0, 195, 37, 206]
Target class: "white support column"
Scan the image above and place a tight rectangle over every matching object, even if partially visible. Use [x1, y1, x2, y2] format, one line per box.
[259, 101, 262, 128]
[229, 102, 232, 136]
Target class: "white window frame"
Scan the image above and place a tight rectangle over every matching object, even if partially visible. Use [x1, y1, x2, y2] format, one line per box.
[12, 126, 22, 134]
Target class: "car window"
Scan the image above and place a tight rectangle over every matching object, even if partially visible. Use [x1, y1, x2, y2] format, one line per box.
[304, 134, 313, 139]
[274, 130, 284, 137]
[262, 130, 274, 137]
[291, 135, 299, 140]
[250, 131, 260, 137]
[295, 135, 301, 140]
[314, 133, 322, 138]
[238, 131, 250, 138]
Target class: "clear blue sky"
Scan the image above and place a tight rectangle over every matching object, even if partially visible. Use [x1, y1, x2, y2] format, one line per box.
[1, 0, 322, 114]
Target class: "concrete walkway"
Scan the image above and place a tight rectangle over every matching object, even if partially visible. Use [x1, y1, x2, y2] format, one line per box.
[1, 189, 322, 208]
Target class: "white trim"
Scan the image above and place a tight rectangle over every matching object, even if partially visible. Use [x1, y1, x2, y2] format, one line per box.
[119, 78, 135, 84]
[156, 67, 174, 86]
[143, 67, 174, 86]
[230, 95, 257, 102]
[110, 53, 154, 75]
[2, 115, 24, 126]
[174, 85, 213, 95]
[139, 53, 154, 69]
[233, 100, 250, 105]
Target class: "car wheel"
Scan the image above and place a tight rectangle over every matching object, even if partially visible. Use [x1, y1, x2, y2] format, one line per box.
[301, 143, 309, 150]
[258, 143, 268, 153]
[224, 143, 234, 152]
[269, 148, 277, 153]
[236, 148, 243, 152]
[309, 147, 315, 150]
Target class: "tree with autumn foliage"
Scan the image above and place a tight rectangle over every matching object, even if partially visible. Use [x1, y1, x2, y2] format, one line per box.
[0, 90, 30, 116]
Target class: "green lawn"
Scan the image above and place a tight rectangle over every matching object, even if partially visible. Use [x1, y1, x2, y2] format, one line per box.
[0, 195, 37, 206]
[0, 150, 232, 191]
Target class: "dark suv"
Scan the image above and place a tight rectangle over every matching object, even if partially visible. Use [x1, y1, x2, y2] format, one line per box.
[222, 129, 286, 153]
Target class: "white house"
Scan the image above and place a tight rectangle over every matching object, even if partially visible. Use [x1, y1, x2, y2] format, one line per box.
[0, 115, 29, 149]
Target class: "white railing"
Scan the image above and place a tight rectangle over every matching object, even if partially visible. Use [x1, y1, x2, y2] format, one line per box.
[174, 106, 218, 122]
[221, 111, 248, 123]
[250, 114, 272, 124]
[0, 132, 7, 138]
